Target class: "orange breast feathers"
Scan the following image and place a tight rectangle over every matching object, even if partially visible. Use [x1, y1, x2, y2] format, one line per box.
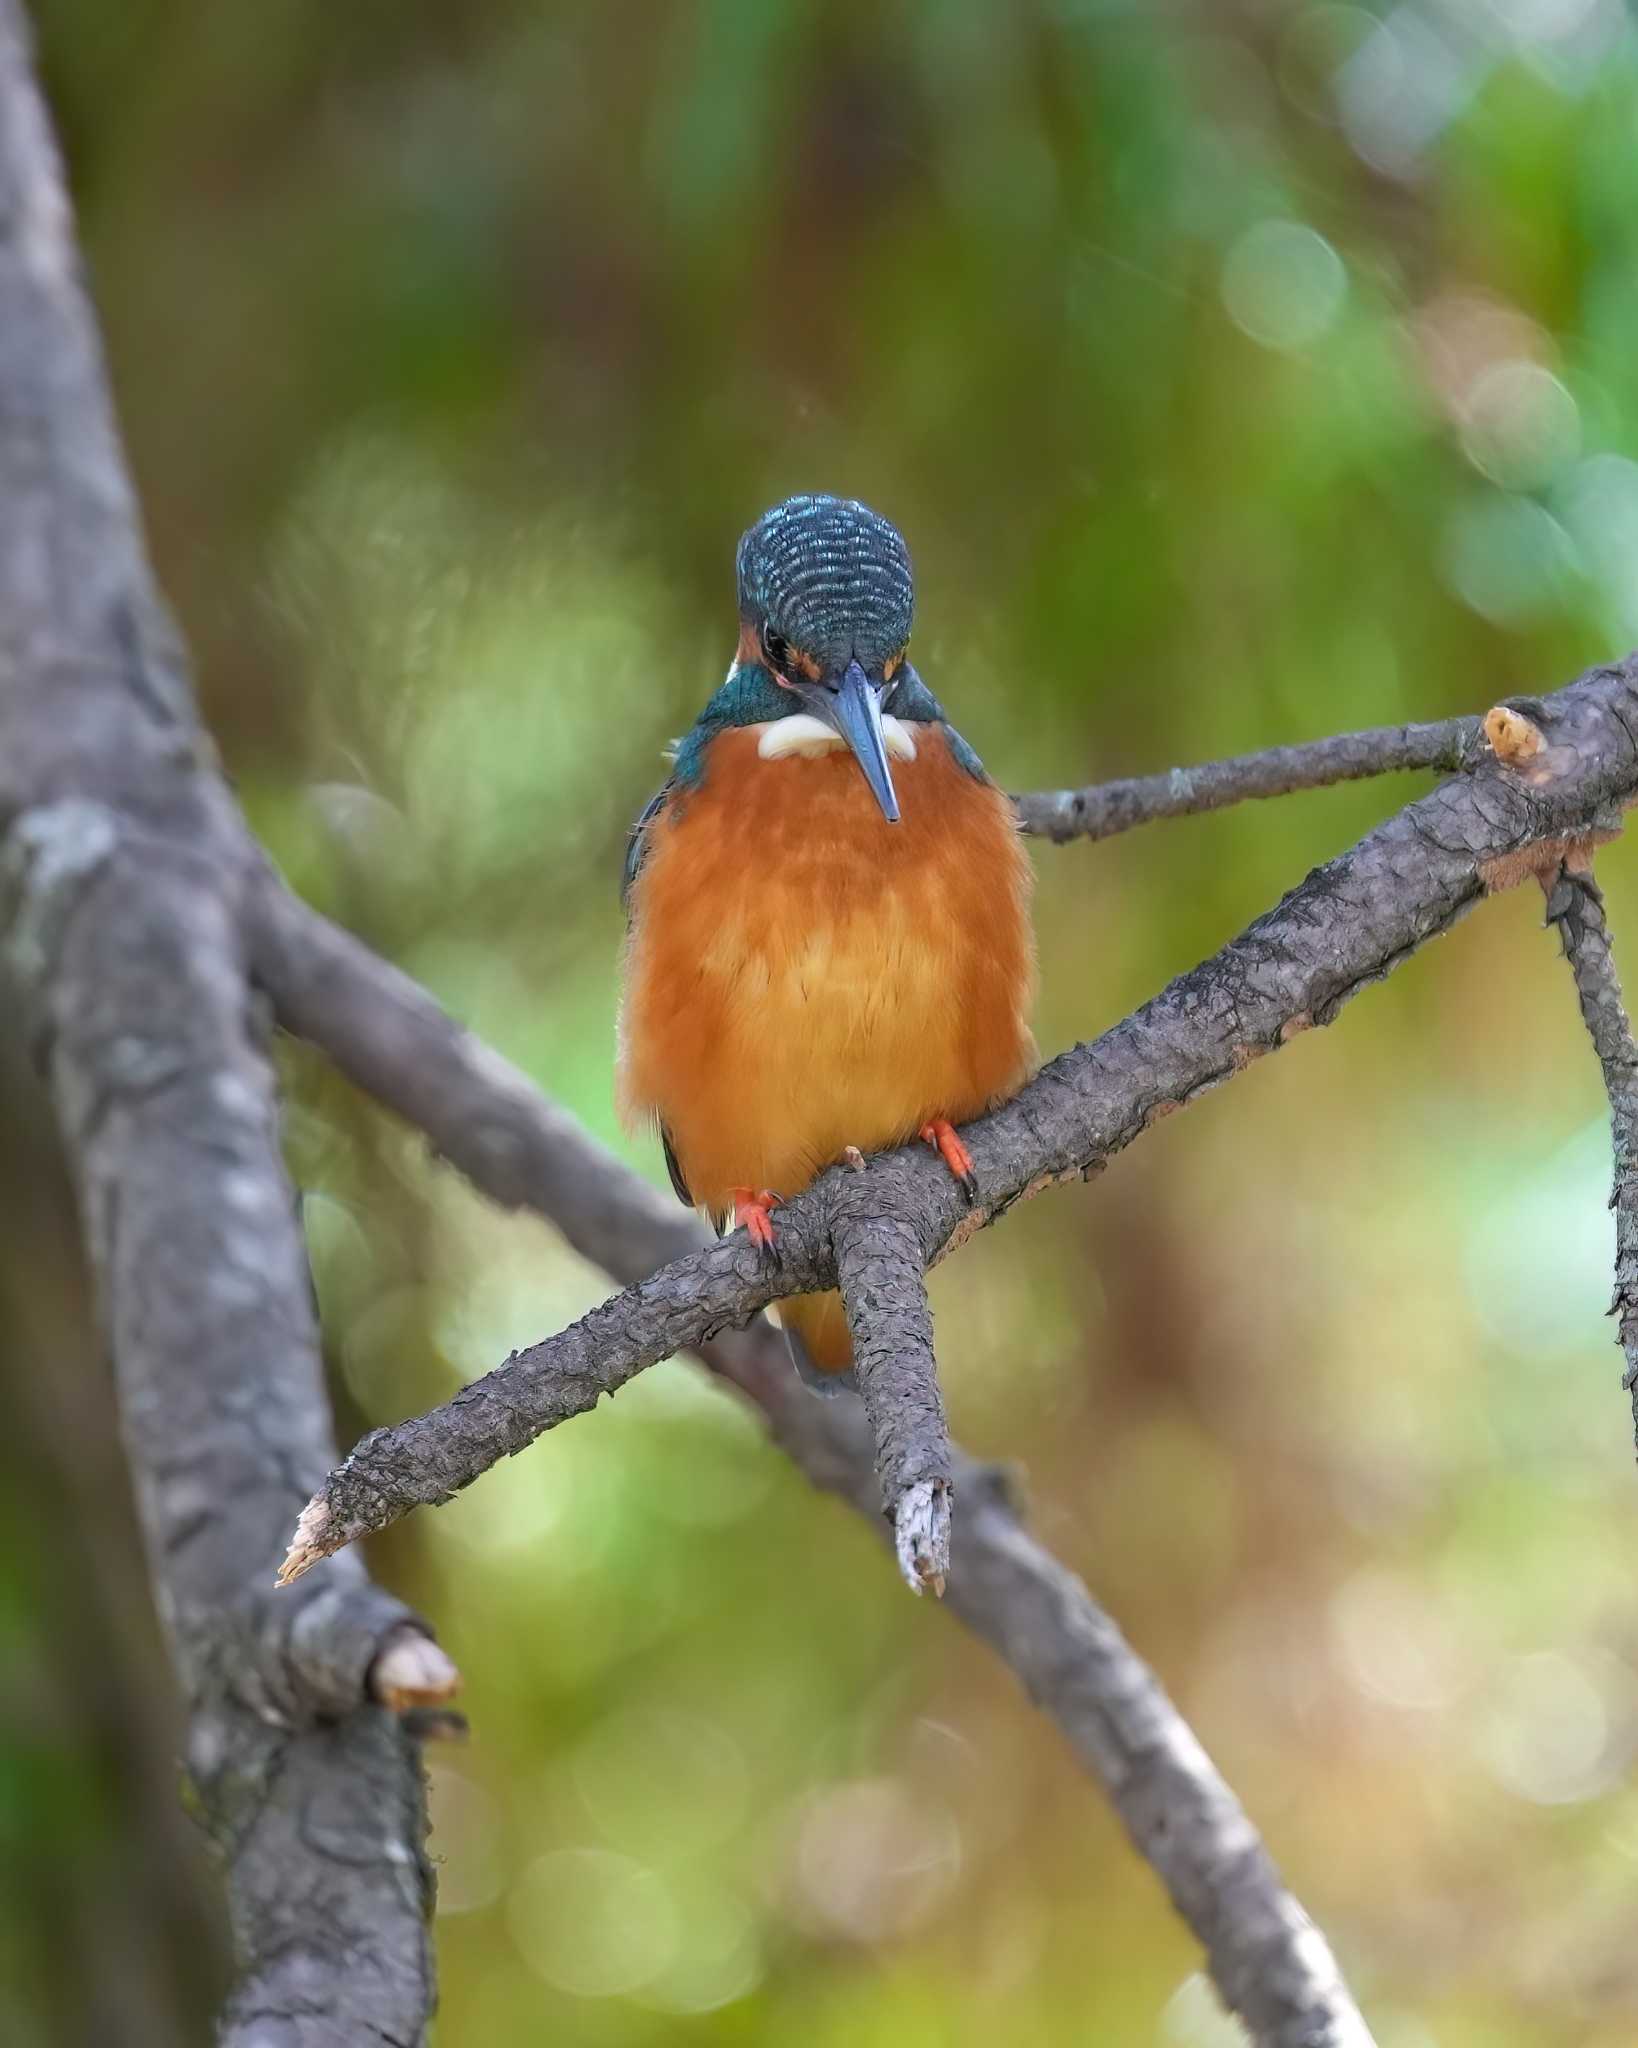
[617, 720, 1037, 1369]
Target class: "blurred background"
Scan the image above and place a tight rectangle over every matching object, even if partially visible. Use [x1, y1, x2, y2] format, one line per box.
[5, 0, 1638, 2041]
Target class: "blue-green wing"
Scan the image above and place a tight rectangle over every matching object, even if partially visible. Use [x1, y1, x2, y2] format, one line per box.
[622, 780, 694, 1209]
[621, 780, 672, 910]
[660, 1127, 693, 1208]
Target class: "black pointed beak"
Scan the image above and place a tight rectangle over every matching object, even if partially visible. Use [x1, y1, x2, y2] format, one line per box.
[822, 659, 900, 823]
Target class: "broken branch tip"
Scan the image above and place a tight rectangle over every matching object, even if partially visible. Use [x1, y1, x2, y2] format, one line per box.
[274, 1496, 333, 1588]
[893, 1478, 953, 1598]
[372, 1628, 463, 1712]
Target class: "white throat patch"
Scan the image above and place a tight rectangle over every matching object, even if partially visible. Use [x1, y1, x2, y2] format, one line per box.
[757, 714, 918, 763]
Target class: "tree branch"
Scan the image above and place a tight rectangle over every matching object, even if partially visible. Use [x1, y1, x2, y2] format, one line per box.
[1543, 860, 1638, 1426]
[1014, 715, 1479, 841]
[0, 9, 454, 2041]
[249, 877, 1373, 2045]
[277, 661, 1638, 1574]
[263, 664, 1635, 2040]
[836, 1209, 953, 1593]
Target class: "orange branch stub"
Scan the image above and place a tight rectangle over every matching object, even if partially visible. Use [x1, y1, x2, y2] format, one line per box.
[1484, 703, 1546, 768]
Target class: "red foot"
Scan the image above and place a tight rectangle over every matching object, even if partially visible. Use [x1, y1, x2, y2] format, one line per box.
[920, 1120, 977, 1200]
[731, 1186, 783, 1262]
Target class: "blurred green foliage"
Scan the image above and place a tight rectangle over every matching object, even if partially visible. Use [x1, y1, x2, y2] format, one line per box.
[7, 0, 1638, 2041]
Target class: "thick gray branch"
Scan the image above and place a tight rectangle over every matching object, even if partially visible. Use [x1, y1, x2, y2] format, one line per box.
[1544, 863, 1638, 1426]
[1015, 715, 1479, 841]
[0, 10, 450, 2042]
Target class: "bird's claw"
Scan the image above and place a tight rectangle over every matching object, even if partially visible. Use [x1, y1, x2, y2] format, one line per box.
[920, 1120, 977, 1202]
[731, 1186, 783, 1265]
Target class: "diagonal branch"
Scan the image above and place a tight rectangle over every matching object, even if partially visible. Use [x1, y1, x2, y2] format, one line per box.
[710, 1333, 1376, 2045]
[1015, 715, 1479, 841]
[1543, 859, 1638, 1428]
[949, 1468, 1375, 2047]
[277, 659, 1638, 1576]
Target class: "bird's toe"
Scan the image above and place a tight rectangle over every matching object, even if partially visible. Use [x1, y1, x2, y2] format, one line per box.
[731, 1186, 783, 1263]
[920, 1120, 978, 1201]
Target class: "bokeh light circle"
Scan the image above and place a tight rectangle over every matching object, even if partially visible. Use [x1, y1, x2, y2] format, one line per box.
[1220, 221, 1347, 351]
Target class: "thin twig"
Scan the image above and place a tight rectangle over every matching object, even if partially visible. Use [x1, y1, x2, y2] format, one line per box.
[1015, 715, 1478, 842]
[1543, 862, 1638, 1430]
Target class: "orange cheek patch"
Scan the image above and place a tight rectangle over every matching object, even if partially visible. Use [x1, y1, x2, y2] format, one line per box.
[735, 620, 818, 685]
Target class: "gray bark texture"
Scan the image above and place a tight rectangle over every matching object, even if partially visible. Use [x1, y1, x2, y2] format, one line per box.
[834, 1207, 953, 1592]
[0, 8, 448, 2043]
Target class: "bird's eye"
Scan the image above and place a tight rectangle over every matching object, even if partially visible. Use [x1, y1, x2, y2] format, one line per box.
[761, 627, 791, 677]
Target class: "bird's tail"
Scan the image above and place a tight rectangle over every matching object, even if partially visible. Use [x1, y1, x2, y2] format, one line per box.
[773, 1290, 854, 1381]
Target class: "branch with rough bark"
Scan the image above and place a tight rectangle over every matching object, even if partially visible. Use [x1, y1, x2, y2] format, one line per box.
[0, 9, 456, 2044]
[255, 697, 1508, 1606]
[278, 659, 1638, 1582]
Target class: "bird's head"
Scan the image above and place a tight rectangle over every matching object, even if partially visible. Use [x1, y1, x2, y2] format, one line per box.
[734, 494, 914, 824]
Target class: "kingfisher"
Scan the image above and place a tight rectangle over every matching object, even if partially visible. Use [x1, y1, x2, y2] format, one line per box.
[618, 494, 1036, 1385]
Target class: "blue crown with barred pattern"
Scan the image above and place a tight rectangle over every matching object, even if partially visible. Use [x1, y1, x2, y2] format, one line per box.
[736, 494, 913, 673]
